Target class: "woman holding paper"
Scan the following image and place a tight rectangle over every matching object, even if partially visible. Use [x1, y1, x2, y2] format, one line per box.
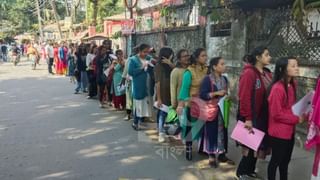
[199, 57, 234, 167]
[128, 44, 155, 131]
[237, 46, 273, 179]
[155, 47, 175, 142]
[111, 49, 126, 110]
[177, 48, 208, 161]
[95, 46, 110, 108]
[268, 57, 305, 180]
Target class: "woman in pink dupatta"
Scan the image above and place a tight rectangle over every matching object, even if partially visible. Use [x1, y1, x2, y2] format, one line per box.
[306, 77, 320, 180]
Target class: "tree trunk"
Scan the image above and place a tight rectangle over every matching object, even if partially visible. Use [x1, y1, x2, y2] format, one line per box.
[65, 0, 70, 17]
[91, 0, 98, 26]
[50, 0, 63, 40]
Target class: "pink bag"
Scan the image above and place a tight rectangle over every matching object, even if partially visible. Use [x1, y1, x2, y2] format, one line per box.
[190, 97, 219, 121]
[190, 76, 219, 121]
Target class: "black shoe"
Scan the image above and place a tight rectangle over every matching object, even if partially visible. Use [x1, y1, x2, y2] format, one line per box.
[74, 91, 79, 94]
[209, 160, 218, 168]
[218, 154, 235, 165]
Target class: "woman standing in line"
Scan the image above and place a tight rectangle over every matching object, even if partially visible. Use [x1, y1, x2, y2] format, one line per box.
[95, 46, 109, 108]
[155, 47, 175, 142]
[67, 44, 77, 84]
[128, 44, 155, 131]
[112, 49, 126, 110]
[268, 57, 305, 180]
[121, 46, 139, 121]
[236, 46, 272, 179]
[75, 45, 88, 94]
[170, 49, 190, 109]
[198, 57, 234, 167]
[176, 48, 208, 161]
[86, 44, 98, 98]
[53, 43, 59, 74]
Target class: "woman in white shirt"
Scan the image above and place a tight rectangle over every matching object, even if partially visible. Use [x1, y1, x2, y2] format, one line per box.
[86, 44, 98, 98]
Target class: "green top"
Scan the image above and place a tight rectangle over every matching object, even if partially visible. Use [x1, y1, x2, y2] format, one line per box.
[178, 70, 192, 101]
[112, 64, 125, 96]
[170, 67, 186, 107]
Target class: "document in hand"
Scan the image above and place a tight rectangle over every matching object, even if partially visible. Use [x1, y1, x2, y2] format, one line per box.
[231, 121, 265, 151]
[292, 91, 314, 116]
[117, 84, 126, 93]
[153, 101, 169, 113]
[104, 68, 110, 77]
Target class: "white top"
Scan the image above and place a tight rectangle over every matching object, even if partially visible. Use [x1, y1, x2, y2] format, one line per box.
[86, 53, 95, 67]
[45, 45, 54, 58]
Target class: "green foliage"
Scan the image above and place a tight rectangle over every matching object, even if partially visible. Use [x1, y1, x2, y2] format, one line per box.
[292, 0, 320, 23]
[87, 0, 125, 26]
[0, 0, 38, 38]
[111, 31, 122, 39]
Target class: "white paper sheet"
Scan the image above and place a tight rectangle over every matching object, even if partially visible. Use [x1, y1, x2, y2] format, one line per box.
[153, 101, 169, 113]
[292, 91, 315, 116]
[117, 84, 126, 93]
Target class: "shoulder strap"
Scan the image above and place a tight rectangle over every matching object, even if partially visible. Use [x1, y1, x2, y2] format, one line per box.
[251, 73, 257, 126]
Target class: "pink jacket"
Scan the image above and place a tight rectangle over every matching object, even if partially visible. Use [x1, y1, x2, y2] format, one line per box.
[268, 81, 299, 140]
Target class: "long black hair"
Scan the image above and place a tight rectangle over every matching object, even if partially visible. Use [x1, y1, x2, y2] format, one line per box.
[207, 57, 222, 74]
[138, 43, 150, 52]
[158, 47, 174, 62]
[190, 48, 206, 65]
[270, 57, 297, 102]
[247, 46, 268, 65]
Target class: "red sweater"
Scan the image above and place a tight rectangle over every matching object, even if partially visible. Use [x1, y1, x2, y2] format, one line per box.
[238, 65, 272, 122]
[268, 81, 299, 140]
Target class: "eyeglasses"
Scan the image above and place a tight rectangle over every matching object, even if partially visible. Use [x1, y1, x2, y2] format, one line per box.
[181, 55, 190, 58]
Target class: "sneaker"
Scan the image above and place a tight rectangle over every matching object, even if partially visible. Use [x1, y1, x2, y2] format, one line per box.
[99, 103, 106, 108]
[74, 91, 79, 94]
[132, 123, 139, 131]
[238, 175, 255, 180]
[124, 115, 131, 121]
[158, 133, 165, 143]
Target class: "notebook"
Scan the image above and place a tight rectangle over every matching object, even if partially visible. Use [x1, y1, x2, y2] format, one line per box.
[231, 121, 265, 151]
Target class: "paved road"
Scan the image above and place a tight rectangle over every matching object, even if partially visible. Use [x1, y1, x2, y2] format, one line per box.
[0, 60, 315, 180]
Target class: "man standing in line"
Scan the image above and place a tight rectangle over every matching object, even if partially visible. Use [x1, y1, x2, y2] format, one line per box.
[45, 42, 55, 74]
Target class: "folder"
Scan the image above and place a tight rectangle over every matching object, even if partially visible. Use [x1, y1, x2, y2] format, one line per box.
[231, 121, 265, 151]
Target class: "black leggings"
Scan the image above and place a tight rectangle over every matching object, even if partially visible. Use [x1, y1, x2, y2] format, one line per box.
[268, 136, 294, 180]
[237, 149, 258, 176]
[87, 70, 97, 97]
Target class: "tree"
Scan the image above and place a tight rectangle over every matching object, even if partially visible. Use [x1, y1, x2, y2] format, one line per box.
[89, 0, 99, 26]
[50, 0, 63, 39]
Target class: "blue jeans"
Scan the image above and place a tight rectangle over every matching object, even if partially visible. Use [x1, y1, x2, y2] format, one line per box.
[80, 71, 88, 91]
[75, 80, 81, 92]
[133, 110, 144, 125]
[157, 110, 167, 133]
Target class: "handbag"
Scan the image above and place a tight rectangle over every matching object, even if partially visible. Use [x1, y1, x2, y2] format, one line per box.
[190, 76, 219, 122]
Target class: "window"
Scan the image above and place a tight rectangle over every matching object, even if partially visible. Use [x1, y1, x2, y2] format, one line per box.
[210, 22, 232, 37]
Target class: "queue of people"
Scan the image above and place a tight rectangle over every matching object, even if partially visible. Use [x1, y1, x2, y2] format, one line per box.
[57, 39, 318, 180]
